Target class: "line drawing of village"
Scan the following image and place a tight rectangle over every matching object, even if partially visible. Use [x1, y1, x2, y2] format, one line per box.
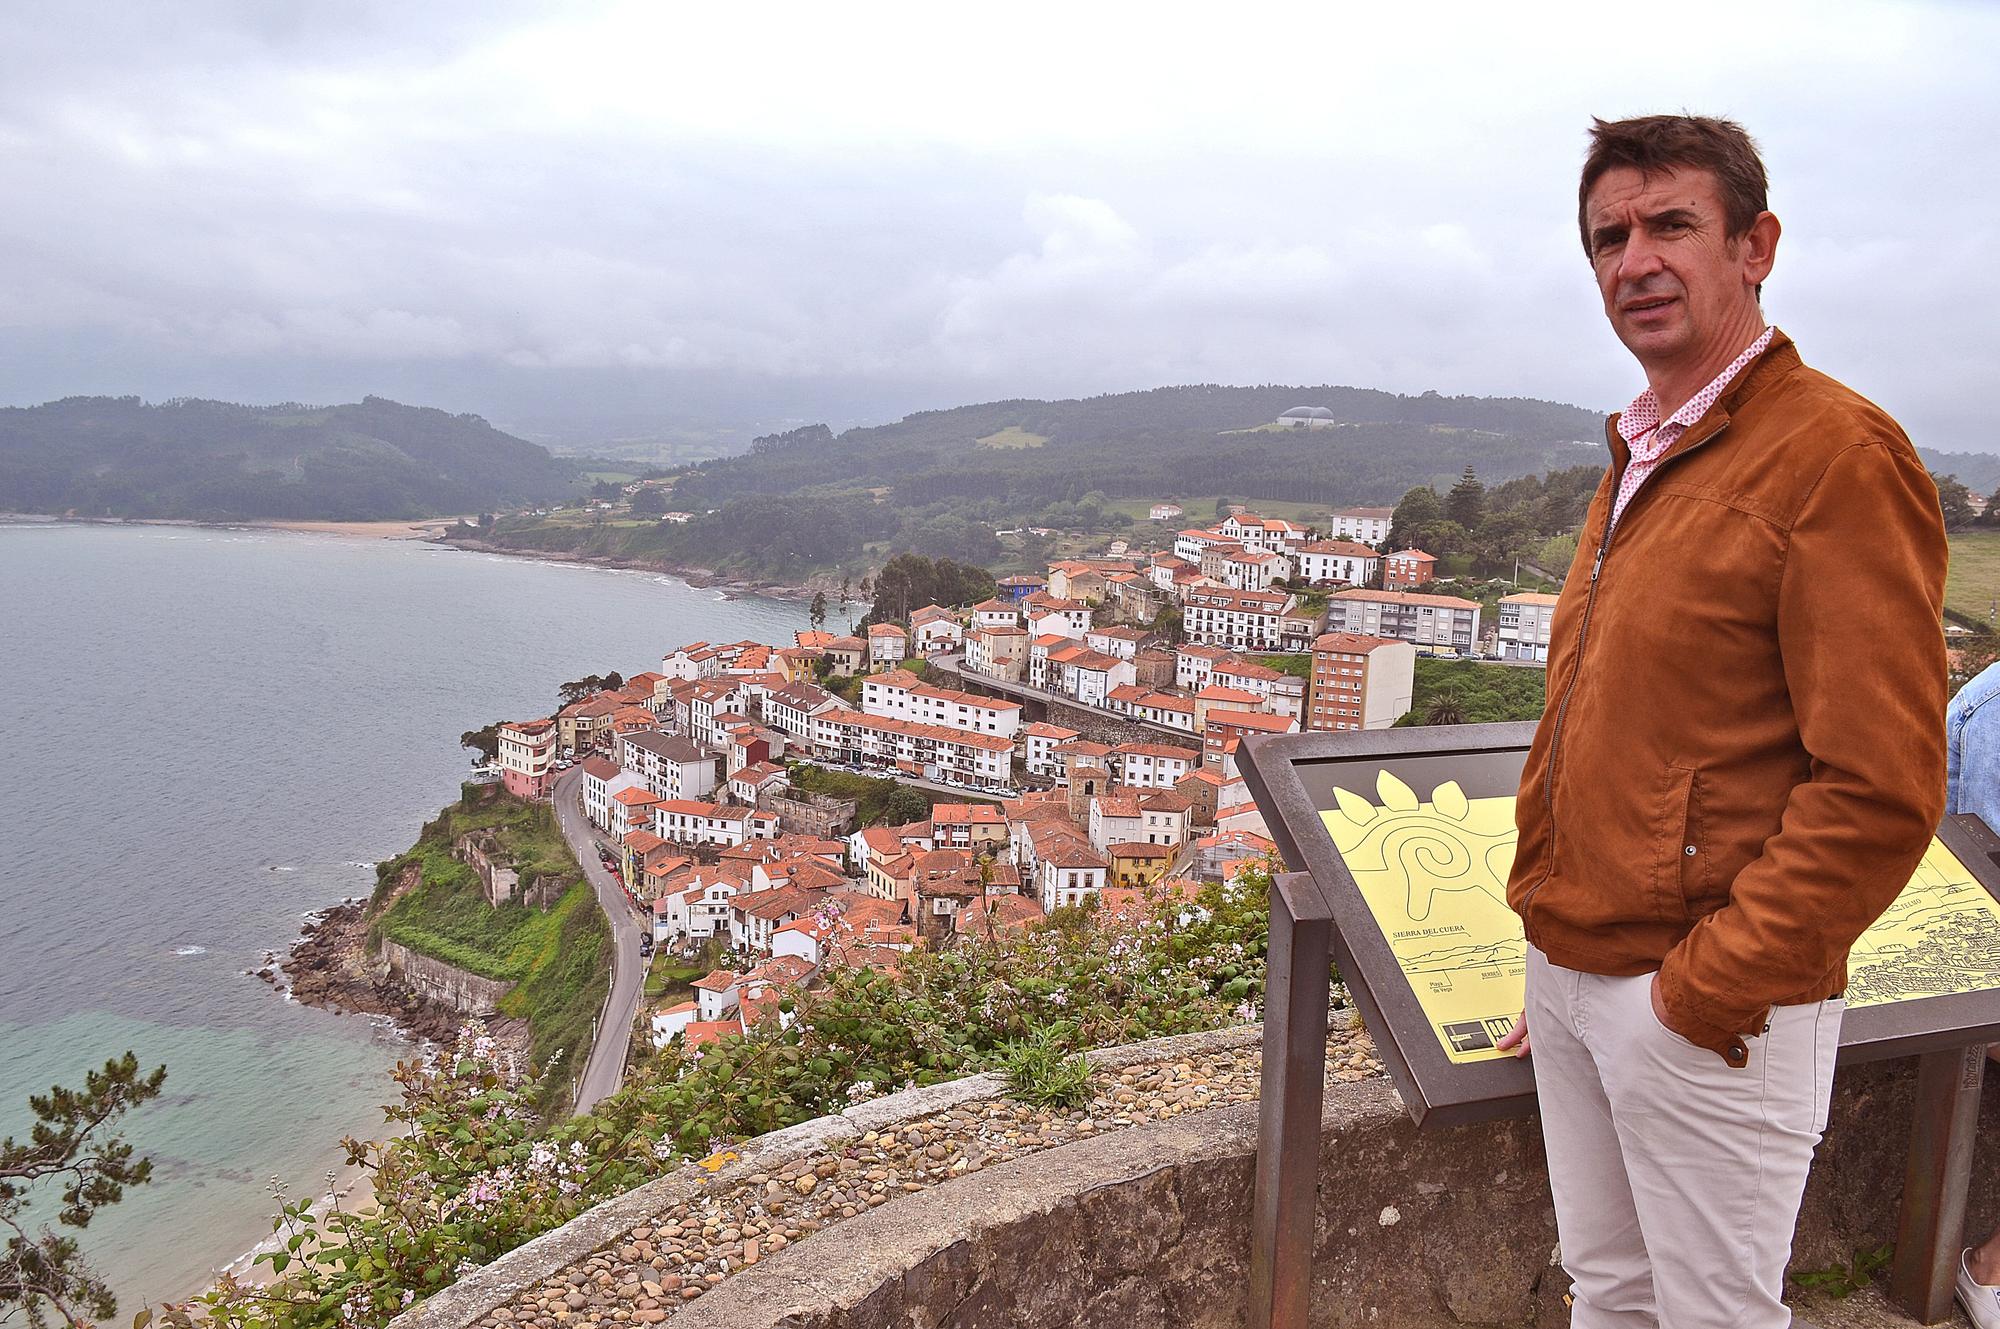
[1845, 839, 2000, 1007]
[1320, 771, 2000, 1064]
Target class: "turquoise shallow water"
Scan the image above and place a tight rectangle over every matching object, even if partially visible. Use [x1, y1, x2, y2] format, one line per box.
[0, 522, 811, 1309]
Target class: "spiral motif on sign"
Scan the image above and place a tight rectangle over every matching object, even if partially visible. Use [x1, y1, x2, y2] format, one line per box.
[1324, 772, 1513, 921]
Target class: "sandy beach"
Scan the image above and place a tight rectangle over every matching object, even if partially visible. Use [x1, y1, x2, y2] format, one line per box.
[248, 519, 463, 540]
[206, 1141, 396, 1297]
[2, 514, 464, 541]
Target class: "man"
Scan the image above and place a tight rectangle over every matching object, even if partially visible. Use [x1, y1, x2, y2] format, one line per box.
[1496, 115, 1947, 1329]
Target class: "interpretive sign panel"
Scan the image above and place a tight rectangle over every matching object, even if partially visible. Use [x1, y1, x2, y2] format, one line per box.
[1239, 723, 2000, 1126]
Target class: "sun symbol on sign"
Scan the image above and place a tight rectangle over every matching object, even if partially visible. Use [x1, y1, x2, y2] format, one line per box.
[1321, 771, 1518, 922]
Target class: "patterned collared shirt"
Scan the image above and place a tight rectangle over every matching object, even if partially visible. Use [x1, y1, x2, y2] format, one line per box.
[1611, 326, 1776, 527]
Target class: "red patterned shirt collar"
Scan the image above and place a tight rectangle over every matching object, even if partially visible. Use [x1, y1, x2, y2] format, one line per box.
[1617, 325, 1776, 457]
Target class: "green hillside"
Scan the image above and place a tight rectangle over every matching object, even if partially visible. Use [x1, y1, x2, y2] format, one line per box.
[673, 384, 1609, 514]
[0, 394, 580, 519]
[370, 787, 608, 1113]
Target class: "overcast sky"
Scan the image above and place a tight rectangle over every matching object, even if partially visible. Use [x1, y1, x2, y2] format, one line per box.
[1, 1, 1994, 450]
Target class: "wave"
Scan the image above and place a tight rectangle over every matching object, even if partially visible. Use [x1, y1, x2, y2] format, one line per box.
[269, 865, 297, 872]
[344, 860, 376, 869]
[174, 945, 208, 956]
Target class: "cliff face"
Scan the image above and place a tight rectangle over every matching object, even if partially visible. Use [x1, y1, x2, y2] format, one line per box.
[284, 859, 533, 1055]
[379, 940, 515, 1016]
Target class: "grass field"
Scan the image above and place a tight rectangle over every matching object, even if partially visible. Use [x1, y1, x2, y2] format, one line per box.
[975, 426, 1050, 449]
[1947, 530, 2000, 629]
[786, 761, 1001, 821]
[645, 955, 708, 1004]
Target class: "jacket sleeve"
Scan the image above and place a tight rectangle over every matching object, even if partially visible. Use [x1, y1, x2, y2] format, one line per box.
[1656, 439, 1947, 1054]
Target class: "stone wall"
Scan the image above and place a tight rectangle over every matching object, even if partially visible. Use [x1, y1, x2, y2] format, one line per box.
[758, 788, 858, 838]
[456, 831, 520, 907]
[380, 939, 515, 1017]
[672, 1058, 1999, 1329]
[390, 1020, 1999, 1329]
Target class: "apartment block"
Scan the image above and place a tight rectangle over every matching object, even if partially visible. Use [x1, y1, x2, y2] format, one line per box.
[1496, 592, 1559, 663]
[1306, 632, 1417, 732]
[1326, 588, 1481, 652]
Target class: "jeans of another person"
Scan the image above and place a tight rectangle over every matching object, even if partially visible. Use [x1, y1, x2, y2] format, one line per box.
[1526, 945, 1843, 1328]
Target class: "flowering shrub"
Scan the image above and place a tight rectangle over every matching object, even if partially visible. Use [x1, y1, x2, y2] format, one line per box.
[164, 1029, 652, 1329]
[161, 863, 1277, 1329]
[609, 863, 1274, 1156]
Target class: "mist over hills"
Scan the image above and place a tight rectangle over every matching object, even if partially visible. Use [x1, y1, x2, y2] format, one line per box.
[0, 395, 581, 520]
[672, 383, 1614, 512]
[5, 383, 1995, 527]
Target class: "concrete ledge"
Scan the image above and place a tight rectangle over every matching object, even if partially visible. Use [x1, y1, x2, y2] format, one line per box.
[664, 1059, 2000, 1329]
[391, 1021, 1269, 1329]
[398, 1018, 1997, 1329]
[840, 1073, 1007, 1134]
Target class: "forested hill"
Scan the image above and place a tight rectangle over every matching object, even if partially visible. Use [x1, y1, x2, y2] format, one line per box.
[0, 395, 580, 520]
[673, 383, 1611, 511]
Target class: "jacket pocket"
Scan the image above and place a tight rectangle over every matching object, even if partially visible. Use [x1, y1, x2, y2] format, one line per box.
[1655, 765, 1703, 920]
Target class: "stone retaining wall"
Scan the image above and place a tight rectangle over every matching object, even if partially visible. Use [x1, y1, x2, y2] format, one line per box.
[395, 1022, 2000, 1329]
[673, 1057, 2000, 1329]
[379, 940, 515, 1017]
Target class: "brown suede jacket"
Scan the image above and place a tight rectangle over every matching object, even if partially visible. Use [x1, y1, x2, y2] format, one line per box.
[1506, 330, 1947, 1066]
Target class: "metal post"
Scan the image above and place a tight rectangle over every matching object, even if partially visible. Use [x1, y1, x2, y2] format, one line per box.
[1889, 1042, 1987, 1322]
[1249, 871, 1335, 1329]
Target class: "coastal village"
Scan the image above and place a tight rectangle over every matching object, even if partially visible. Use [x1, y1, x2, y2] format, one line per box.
[474, 503, 1560, 1058]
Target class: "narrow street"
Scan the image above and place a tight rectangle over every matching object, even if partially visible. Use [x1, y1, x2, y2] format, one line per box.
[551, 764, 646, 1114]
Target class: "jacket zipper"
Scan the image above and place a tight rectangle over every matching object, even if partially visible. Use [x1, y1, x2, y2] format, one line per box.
[1520, 420, 1730, 921]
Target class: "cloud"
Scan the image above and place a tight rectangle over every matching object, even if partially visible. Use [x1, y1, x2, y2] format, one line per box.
[0, 1, 1994, 451]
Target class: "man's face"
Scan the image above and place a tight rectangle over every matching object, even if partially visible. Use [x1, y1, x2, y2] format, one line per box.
[1583, 164, 1772, 372]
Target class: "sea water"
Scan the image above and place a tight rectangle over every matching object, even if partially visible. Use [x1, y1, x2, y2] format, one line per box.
[0, 522, 812, 1308]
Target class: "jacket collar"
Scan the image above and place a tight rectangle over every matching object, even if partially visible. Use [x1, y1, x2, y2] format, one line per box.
[1603, 328, 1801, 469]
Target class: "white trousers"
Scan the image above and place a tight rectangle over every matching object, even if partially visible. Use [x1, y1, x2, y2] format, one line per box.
[1525, 946, 1844, 1328]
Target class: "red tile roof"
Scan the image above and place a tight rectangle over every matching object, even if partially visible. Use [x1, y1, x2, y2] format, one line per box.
[1107, 841, 1176, 859]
[682, 1020, 741, 1048]
[1311, 631, 1406, 654]
[931, 803, 1006, 825]
[1115, 742, 1199, 760]
[1206, 708, 1296, 734]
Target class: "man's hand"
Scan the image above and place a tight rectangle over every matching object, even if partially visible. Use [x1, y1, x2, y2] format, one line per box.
[1496, 1013, 1530, 1058]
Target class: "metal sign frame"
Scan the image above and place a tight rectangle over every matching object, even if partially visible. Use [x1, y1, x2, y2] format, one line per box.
[1240, 722, 2000, 1326]
[1239, 722, 2000, 1126]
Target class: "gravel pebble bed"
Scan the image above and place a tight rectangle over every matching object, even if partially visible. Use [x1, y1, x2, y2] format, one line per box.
[476, 1026, 1381, 1327]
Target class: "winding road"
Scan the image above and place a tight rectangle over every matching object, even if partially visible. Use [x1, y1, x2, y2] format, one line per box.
[551, 764, 646, 1114]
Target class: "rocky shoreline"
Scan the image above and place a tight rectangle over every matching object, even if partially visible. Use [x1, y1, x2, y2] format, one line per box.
[435, 533, 832, 603]
[280, 876, 532, 1060]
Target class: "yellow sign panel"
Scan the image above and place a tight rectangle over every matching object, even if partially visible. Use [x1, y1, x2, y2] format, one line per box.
[1321, 771, 2000, 1065]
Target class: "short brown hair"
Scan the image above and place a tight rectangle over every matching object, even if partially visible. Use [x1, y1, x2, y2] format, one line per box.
[1578, 115, 1769, 257]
